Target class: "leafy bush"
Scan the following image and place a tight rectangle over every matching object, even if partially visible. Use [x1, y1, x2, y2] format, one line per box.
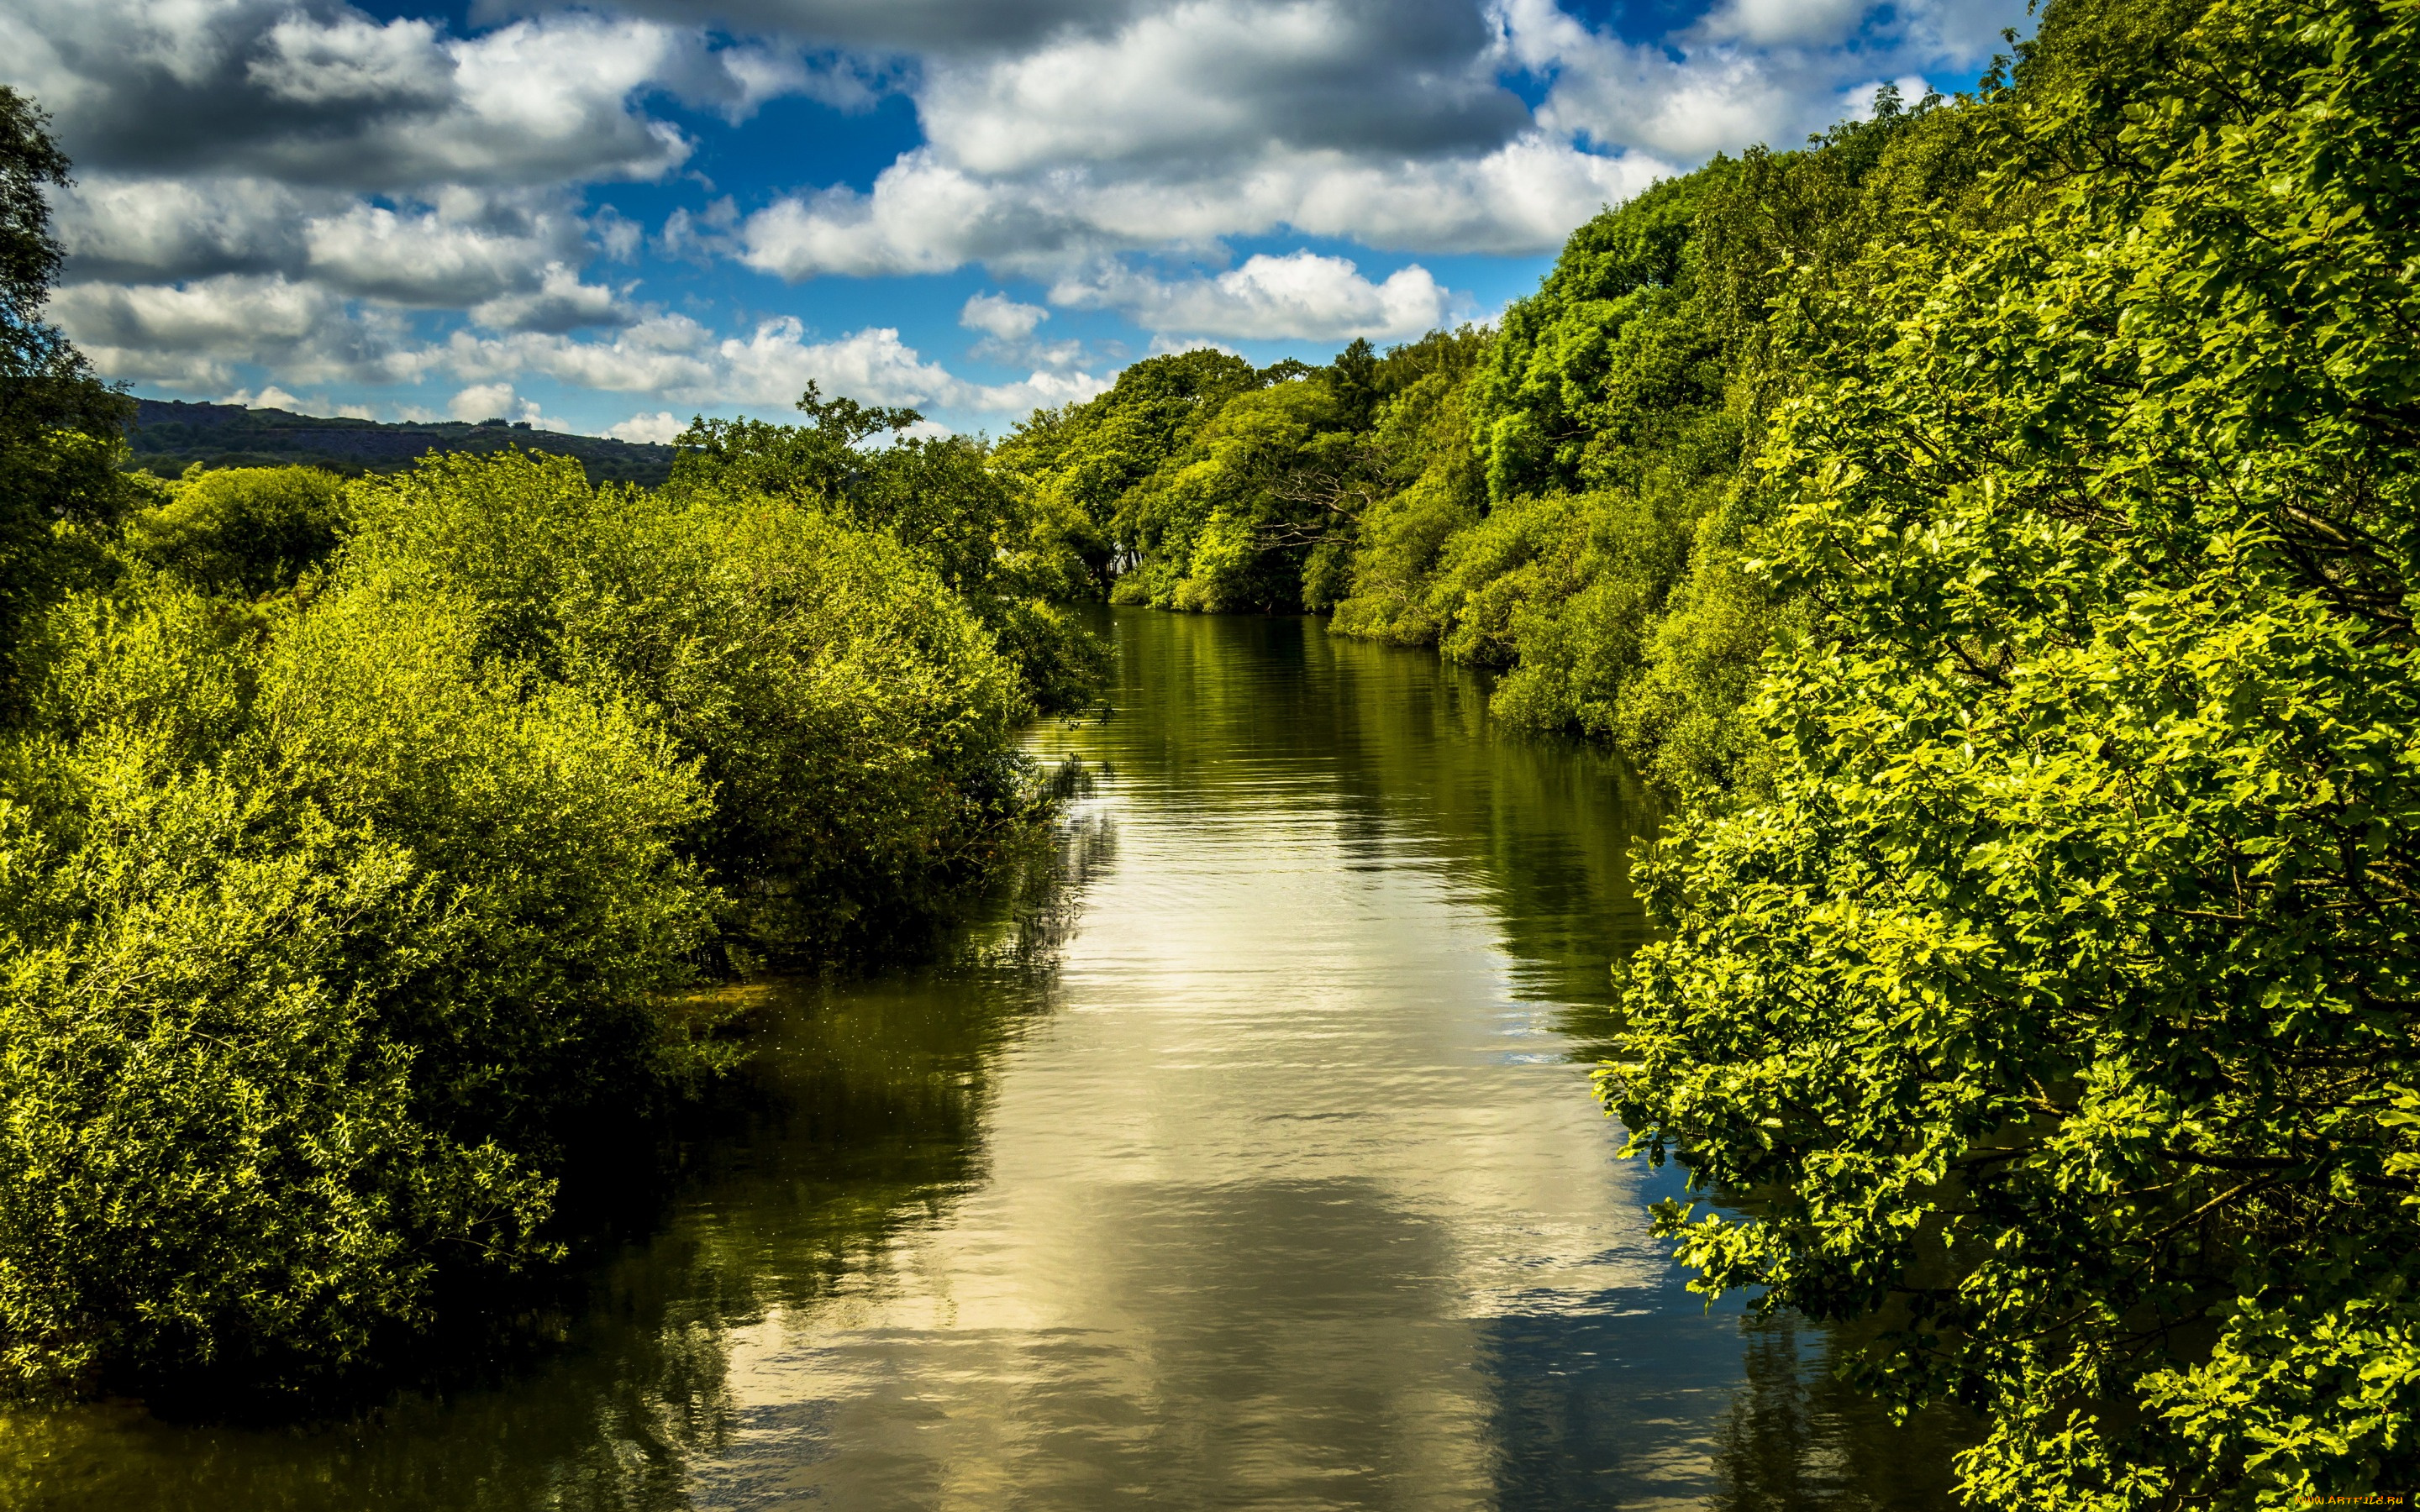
[672, 386, 1107, 711]
[124, 465, 347, 597]
[0, 443, 1055, 1395]
[0, 574, 713, 1397]
[345, 450, 1033, 962]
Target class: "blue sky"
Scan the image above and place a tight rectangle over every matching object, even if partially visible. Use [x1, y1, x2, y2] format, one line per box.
[3, 0, 2030, 440]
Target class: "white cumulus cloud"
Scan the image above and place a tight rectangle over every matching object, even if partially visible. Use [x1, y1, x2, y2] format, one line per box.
[8, 0, 2033, 428]
[450, 381, 518, 422]
[469, 263, 631, 333]
[49, 273, 434, 389]
[606, 411, 688, 443]
[442, 315, 1108, 417]
[961, 291, 1050, 341]
[446, 381, 569, 429]
[1054, 253, 1451, 342]
[740, 133, 1664, 283]
[246, 13, 452, 107]
[223, 384, 303, 412]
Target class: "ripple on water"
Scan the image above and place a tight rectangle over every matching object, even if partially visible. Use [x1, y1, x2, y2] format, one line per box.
[2, 608, 1965, 1512]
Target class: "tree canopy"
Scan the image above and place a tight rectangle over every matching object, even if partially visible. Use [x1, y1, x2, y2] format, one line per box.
[1606, 0, 2420, 1500]
[0, 87, 134, 720]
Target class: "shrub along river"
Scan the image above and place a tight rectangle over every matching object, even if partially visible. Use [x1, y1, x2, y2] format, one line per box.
[3, 607, 1959, 1509]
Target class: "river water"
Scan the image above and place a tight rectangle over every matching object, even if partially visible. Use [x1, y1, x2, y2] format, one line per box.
[3, 608, 1955, 1510]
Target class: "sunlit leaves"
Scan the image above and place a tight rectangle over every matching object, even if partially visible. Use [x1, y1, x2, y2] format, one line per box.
[1606, 0, 2420, 1501]
[0, 448, 1050, 1395]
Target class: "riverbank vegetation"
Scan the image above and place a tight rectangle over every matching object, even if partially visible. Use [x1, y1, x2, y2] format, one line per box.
[1608, 0, 2420, 1502]
[996, 0, 2420, 1500]
[992, 83, 1992, 794]
[0, 87, 1097, 1401]
[5, 0, 2415, 1496]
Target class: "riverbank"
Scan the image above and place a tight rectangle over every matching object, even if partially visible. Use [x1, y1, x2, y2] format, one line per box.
[3, 608, 1961, 1510]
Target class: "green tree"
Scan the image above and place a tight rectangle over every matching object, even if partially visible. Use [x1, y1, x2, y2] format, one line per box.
[0, 87, 133, 717]
[0, 572, 715, 1398]
[1604, 0, 2420, 1500]
[1325, 330, 1491, 643]
[123, 465, 348, 598]
[1031, 337, 1496, 618]
[993, 347, 1262, 593]
[347, 452, 1035, 963]
[672, 386, 1107, 711]
[1314, 93, 1998, 791]
[1469, 170, 1731, 507]
[666, 380, 923, 503]
[1107, 363, 1379, 612]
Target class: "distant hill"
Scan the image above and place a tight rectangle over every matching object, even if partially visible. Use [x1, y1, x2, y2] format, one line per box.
[125, 399, 679, 488]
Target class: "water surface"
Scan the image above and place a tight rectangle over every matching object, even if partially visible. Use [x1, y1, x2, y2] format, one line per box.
[3, 609, 1955, 1509]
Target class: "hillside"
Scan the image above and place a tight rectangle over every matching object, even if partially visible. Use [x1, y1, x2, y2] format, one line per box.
[125, 398, 677, 487]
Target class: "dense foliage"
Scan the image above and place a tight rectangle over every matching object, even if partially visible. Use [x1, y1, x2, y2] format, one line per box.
[674, 384, 1106, 713]
[349, 450, 1034, 963]
[1, 569, 715, 1396]
[8, 0, 2415, 1495]
[1601, 0, 2420, 1502]
[0, 107, 1090, 1398]
[0, 86, 134, 722]
[997, 92, 2004, 792]
[122, 465, 349, 598]
[0, 452, 1052, 1394]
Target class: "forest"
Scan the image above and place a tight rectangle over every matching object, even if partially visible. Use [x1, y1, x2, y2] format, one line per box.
[2, 0, 2415, 1503]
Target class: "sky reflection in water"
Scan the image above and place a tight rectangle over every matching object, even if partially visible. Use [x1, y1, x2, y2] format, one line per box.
[3, 608, 1957, 1510]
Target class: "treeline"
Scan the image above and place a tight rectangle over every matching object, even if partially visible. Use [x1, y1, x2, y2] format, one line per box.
[997, 0, 2420, 1502]
[0, 90, 1099, 1400]
[992, 89, 1987, 793]
[123, 398, 681, 488]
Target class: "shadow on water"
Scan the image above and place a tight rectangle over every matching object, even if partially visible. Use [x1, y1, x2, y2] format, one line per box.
[1, 607, 1967, 1509]
[0, 802, 1114, 1510]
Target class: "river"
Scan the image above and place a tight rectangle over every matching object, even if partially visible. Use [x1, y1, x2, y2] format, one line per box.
[3, 608, 1957, 1509]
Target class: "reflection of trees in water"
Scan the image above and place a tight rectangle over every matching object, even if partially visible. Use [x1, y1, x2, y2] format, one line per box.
[1707, 1315, 1973, 1512]
[0, 1288, 732, 1510]
[3, 776, 1120, 1512]
[513, 781, 1125, 1503]
[955, 753, 1119, 974]
[1083, 612, 1960, 1509]
[1297, 622, 1970, 1507]
[1314, 630, 1655, 1060]
[1067, 606, 1655, 1023]
[1064, 611, 1959, 1509]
